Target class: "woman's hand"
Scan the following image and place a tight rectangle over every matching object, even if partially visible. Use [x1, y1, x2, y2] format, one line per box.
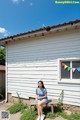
[38, 96, 42, 99]
[36, 93, 47, 100]
[36, 96, 42, 100]
[39, 93, 47, 99]
[35, 94, 39, 100]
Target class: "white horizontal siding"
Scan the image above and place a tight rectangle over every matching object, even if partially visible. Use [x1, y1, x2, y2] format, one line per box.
[7, 32, 80, 62]
[7, 30, 80, 106]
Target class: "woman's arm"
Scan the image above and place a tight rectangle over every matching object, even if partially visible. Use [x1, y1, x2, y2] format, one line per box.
[39, 92, 47, 99]
[35, 88, 38, 99]
[35, 93, 38, 99]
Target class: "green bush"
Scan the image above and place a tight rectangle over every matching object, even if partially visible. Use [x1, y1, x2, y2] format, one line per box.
[61, 111, 69, 119]
[46, 112, 55, 118]
[20, 109, 37, 120]
[7, 103, 27, 114]
[55, 105, 63, 113]
[0, 48, 5, 65]
[43, 106, 62, 119]
[68, 112, 80, 120]
[61, 111, 80, 120]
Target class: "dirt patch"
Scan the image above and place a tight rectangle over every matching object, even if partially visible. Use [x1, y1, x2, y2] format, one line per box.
[53, 116, 67, 120]
[0, 102, 22, 120]
[45, 116, 67, 120]
[0, 102, 13, 111]
[63, 104, 80, 113]
[10, 112, 22, 120]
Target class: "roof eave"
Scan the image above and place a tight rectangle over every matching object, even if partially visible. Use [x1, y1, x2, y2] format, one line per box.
[0, 19, 80, 46]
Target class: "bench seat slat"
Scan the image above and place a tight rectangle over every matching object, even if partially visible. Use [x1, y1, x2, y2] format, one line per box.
[29, 99, 58, 113]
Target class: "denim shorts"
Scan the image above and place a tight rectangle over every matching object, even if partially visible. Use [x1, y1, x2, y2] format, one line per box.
[38, 98, 48, 103]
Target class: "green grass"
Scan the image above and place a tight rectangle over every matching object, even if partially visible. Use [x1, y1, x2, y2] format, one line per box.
[20, 109, 37, 120]
[7, 103, 27, 114]
[60, 111, 70, 119]
[43, 106, 80, 120]
[46, 112, 56, 118]
[7, 103, 80, 120]
[70, 112, 80, 120]
[61, 111, 80, 120]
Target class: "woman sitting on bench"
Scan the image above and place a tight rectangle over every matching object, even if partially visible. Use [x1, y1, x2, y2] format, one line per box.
[36, 81, 48, 120]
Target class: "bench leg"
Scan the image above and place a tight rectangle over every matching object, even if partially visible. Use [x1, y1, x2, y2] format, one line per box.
[51, 105, 54, 113]
[30, 105, 36, 114]
[30, 105, 32, 114]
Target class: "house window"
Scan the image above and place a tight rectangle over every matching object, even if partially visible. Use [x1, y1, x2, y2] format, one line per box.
[61, 61, 70, 79]
[60, 60, 80, 80]
[72, 61, 80, 79]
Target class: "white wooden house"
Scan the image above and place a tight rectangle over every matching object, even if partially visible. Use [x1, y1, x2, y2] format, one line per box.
[0, 20, 80, 106]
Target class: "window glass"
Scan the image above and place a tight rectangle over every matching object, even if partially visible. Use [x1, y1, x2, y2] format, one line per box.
[61, 61, 70, 79]
[72, 61, 80, 79]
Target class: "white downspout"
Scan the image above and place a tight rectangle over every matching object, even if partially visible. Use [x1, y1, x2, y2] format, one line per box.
[5, 45, 8, 103]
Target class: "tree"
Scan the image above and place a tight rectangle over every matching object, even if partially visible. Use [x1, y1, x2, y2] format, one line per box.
[0, 47, 5, 65]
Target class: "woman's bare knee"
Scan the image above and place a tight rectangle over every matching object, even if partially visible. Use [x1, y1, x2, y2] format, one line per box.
[37, 101, 42, 106]
[39, 100, 46, 106]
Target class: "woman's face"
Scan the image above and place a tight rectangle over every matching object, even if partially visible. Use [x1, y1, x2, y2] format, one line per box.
[38, 82, 42, 88]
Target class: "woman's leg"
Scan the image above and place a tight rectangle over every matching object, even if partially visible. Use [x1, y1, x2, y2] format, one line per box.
[37, 100, 41, 116]
[37, 105, 41, 116]
[37, 100, 46, 115]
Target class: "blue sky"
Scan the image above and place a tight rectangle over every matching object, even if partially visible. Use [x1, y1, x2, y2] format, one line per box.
[0, 0, 80, 38]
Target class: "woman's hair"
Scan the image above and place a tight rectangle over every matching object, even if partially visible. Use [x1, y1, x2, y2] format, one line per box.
[38, 81, 45, 88]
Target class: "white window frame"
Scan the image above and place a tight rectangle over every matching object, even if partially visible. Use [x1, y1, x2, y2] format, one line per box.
[58, 58, 80, 84]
